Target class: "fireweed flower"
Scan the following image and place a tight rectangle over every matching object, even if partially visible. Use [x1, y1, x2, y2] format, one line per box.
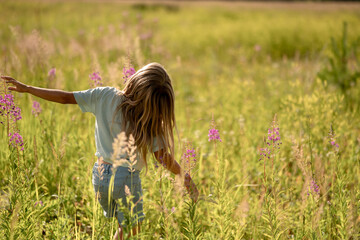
[267, 127, 281, 148]
[259, 147, 271, 160]
[155, 156, 166, 169]
[140, 32, 153, 41]
[9, 132, 24, 151]
[183, 147, 196, 164]
[1, 92, 24, 150]
[0, 94, 22, 124]
[208, 118, 222, 142]
[183, 144, 196, 164]
[34, 201, 43, 207]
[123, 66, 136, 83]
[308, 179, 320, 196]
[328, 126, 339, 149]
[31, 101, 42, 117]
[89, 71, 103, 87]
[48, 68, 56, 80]
[259, 117, 282, 161]
[0, 95, 6, 124]
[208, 128, 221, 142]
[182, 142, 197, 175]
[254, 44, 262, 52]
[330, 141, 339, 148]
[154, 159, 159, 169]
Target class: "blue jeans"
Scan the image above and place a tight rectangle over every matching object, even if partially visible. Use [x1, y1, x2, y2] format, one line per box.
[92, 162, 145, 228]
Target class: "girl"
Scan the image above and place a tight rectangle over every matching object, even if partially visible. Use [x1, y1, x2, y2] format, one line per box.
[1, 62, 199, 240]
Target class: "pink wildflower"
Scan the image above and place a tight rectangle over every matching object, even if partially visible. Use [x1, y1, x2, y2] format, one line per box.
[155, 156, 166, 168]
[89, 71, 103, 87]
[32, 101, 42, 117]
[183, 142, 197, 175]
[34, 201, 43, 207]
[9, 132, 24, 151]
[208, 128, 221, 142]
[254, 44, 262, 52]
[123, 66, 136, 83]
[0, 94, 22, 124]
[208, 117, 221, 142]
[140, 32, 153, 41]
[259, 147, 271, 160]
[259, 116, 282, 161]
[267, 127, 281, 146]
[48, 68, 56, 79]
[183, 147, 196, 163]
[328, 126, 340, 149]
[308, 179, 320, 196]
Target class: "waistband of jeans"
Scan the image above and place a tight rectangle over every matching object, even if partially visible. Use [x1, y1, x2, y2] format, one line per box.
[94, 162, 140, 174]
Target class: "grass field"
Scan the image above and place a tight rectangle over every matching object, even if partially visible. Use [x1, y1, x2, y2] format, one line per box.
[1, 1, 360, 239]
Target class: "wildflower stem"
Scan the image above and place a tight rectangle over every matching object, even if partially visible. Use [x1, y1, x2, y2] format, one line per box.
[215, 142, 219, 180]
[307, 117, 314, 177]
[4, 81, 10, 142]
[263, 155, 267, 190]
[16, 147, 20, 172]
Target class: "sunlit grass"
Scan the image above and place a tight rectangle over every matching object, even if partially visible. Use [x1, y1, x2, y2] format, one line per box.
[0, 1, 360, 239]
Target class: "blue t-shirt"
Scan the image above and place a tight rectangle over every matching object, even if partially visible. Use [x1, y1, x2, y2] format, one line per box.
[74, 87, 162, 171]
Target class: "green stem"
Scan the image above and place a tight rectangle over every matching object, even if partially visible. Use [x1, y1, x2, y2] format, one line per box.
[307, 117, 314, 177]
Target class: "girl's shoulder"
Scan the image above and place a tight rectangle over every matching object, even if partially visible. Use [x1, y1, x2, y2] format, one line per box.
[95, 87, 125, 107]
[94, 86, 122, 98]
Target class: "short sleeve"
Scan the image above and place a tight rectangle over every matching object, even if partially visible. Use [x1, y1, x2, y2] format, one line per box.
[73, 88, 103, 113]
[152, 136, 165, 152]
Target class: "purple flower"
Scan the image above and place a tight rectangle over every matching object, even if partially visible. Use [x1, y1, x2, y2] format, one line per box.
[330, 140, 339, 148]
[259, 117, 282, 161]
[171, 207, 175, 213]
[267, 127, 281, 144]
[48, 68, 56, 79]
[89, 71, 103, 87]
[140, 32, 153, 41]
[34, 201, 43, 207]
[183, 143, 197, 175]
[31, 101, 42, 117]
[208, 128, 222, 142]
[208, 116, 222, 142]
[328, 126, 340, 149]
[9, 132, 24, 151]
[308, 179, 320, 196]
[155, 156, 166, 168]
[0, 94, 22, 124]
[0, 93, 24, 150]
[154, 160, 159, 168]
[259, 147, 271, 159]
[123, 66, 136, 83]
[254, 44, 261, 52]
[183, 146, 196, 164]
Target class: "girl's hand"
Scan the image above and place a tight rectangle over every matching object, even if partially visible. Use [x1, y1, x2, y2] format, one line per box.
[184, 173, 199, 202]
[1, 76, 29, 93]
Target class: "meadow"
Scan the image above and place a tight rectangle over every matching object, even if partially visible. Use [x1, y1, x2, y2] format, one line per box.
[1, 1, 360, 239]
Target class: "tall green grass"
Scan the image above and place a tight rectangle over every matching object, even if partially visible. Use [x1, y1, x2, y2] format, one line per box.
[0, 1, 360, 239]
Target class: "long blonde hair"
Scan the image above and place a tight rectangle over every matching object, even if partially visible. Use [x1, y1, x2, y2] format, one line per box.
[114, 62, 176, 172]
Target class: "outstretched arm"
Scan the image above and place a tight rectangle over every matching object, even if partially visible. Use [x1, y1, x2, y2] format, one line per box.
[1, 76, 76, 104]
[154, 149, 199, 202]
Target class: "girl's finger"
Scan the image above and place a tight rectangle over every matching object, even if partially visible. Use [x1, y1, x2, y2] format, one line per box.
[8, 87, 17, 91]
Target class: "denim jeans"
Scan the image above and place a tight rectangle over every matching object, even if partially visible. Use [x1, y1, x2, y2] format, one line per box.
[92, 162, 145, 228]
